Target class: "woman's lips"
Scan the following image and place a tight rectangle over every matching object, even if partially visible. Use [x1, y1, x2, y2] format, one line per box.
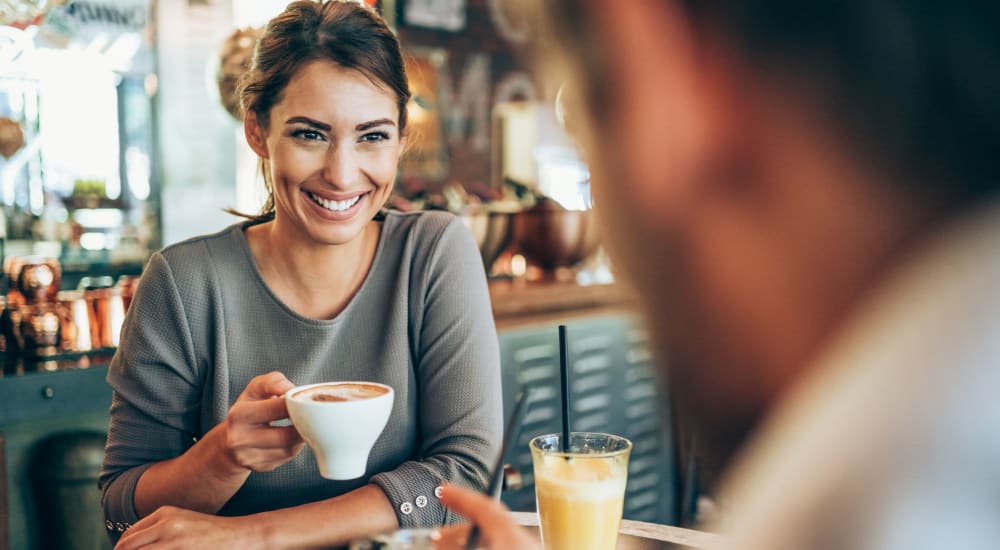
[302, 189, 369, 221]
[306, 190, 364, 212]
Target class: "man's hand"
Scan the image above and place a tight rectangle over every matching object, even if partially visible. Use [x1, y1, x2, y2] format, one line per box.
[439, 484, 541, 550]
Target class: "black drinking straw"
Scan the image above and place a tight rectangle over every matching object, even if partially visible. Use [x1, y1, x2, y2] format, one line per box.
[464, 390, 533, 550]
[559, 324, 571, 454]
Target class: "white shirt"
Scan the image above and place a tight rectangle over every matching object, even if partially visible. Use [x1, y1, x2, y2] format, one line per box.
[719, 202, 1000, 549]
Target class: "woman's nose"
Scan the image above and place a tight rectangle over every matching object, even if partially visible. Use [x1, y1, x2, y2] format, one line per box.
[322, 145, 362, 187]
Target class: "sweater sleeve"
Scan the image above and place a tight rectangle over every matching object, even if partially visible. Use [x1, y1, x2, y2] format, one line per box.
[99, 251, 202, 540]
[370, 217, 504, 527]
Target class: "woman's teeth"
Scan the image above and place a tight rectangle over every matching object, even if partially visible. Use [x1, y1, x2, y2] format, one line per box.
[307, 191, 362, 212]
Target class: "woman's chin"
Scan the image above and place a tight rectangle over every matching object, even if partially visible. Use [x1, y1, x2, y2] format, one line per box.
[304, 223, 368, 246]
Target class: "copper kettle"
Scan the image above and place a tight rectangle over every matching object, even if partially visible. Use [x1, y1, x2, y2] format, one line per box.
[77, 277, 126, 349]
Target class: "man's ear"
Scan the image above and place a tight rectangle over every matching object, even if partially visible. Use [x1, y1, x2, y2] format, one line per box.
[244, 111, 270, 159]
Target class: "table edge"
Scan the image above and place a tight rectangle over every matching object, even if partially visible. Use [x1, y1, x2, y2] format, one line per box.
[510, 511, 723, 549]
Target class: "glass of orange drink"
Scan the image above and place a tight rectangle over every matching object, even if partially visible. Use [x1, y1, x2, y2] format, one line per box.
[530, 432, 632, 550]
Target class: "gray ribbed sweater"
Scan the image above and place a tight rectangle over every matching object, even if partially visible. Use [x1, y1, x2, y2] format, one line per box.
[99, 210, 503, 538]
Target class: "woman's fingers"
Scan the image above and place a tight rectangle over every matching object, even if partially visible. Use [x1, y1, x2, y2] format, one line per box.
[227, 425, 302, 451]
[228, 371, 295, 426]
[224, 423, 304, 470]
[218, 372, 304, 472]
[241, 371, 295, 400]
[231, 446, 305, 471]
[113, 506, 229, 549]
[114, 510, 166, 549]
[229, 394, 291, 425]
[115, 526, 156, 550]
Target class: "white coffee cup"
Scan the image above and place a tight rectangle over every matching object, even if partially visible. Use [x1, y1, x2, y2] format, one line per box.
[284, 381, 394, 480]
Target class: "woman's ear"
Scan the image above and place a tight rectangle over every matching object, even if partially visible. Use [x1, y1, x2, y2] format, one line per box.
[244, 111, 270, 159]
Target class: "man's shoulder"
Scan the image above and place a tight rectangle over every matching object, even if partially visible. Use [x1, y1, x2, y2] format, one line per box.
[720, 310, 1000, 549]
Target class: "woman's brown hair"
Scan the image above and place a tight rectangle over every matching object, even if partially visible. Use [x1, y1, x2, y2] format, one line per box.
[233, 0, 410, 221]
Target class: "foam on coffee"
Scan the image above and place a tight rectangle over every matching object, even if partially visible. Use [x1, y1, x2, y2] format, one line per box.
[293, 383, 388, 403]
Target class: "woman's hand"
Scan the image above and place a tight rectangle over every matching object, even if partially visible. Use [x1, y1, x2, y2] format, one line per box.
[131, 371, 304, 517]
[114, 506, 268, 550]
[439, 484, 541, 550]
[220, 371, 304, 473]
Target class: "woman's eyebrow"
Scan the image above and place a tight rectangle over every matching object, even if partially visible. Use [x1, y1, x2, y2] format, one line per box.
[356, 118, 395, 131]
[285, 116, 331, 130]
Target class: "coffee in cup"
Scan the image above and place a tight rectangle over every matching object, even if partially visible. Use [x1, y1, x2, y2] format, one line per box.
[285, 381, 394, 480]
[293, 382, 389, 402]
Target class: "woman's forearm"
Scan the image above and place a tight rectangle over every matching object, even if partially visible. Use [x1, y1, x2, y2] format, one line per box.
[133, 423, 250, 516]
[255, 484, 398, 549]
[133, 420, 396, 547]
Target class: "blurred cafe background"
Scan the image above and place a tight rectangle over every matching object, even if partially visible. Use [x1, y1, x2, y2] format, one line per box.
[0, 1, 683, 548]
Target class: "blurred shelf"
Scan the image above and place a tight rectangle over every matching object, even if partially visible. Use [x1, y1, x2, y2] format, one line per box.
[59, 261, 144, 290]
[0, 360, 111, 424]
[1, 348, 115, 377]
[490, 280, 636, 329]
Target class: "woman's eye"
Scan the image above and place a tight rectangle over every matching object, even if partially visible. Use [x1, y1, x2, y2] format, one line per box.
[360, 131, 390, 143]
[293, 129, 324, 141]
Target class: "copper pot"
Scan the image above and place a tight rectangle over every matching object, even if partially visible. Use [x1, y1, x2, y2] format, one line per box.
[0, 296, 15, 355]
[57, 290, 93, 352]
[19, 303, 62, 357]
[4, 256, 27, 305]
[483, 209, 517, 274]
[14, 256, 61, 303]
[77, 278, 125, 349]
[4, 298, 23, 354]
[458, 206, 518, 274]
[512, 199, 600, 272]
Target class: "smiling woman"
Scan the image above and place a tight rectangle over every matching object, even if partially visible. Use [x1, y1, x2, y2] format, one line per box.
[98, 2, 503, 549]
[245, 61, 402, 249]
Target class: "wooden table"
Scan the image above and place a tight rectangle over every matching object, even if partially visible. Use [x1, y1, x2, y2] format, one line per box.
[511, 512, 724, 549]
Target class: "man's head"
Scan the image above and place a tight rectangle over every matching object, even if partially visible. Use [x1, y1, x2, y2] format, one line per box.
[533, 2, 1000, 472]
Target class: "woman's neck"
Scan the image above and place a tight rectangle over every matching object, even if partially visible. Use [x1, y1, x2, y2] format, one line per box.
[246, 215, 381, 320]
